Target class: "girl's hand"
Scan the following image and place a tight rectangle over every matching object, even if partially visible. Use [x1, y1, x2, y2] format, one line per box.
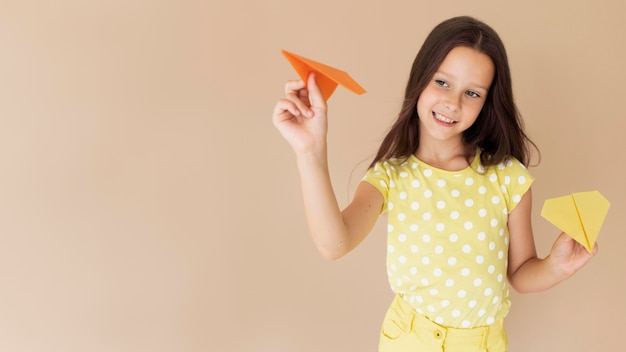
[548, 232, 598, 278]
[272, 73, 328, 155]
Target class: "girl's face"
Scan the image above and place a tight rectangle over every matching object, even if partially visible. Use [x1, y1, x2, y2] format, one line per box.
[416, 46, 494, 148]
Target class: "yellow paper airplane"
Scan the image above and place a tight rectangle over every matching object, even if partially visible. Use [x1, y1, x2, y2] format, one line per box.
[281, 50, 366, 101]
[541, 191, 610, 252]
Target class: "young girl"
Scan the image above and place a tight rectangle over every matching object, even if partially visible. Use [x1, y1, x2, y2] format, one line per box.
[272, 16, 597, 352]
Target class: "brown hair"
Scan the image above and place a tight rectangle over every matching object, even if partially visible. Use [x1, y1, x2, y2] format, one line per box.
[369, 16, 537, 168]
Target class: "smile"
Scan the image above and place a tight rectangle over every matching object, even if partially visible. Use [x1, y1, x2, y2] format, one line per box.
[433, 111, 457, 124]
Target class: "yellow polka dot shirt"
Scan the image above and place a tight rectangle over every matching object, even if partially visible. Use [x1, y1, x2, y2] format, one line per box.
[363, 149, 534, 328]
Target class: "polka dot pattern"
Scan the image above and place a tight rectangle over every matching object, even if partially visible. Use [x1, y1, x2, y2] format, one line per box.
[363, 150, 534, 328]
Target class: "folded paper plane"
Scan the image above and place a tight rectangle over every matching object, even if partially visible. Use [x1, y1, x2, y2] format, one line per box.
[541, 191, 610, 252]
[281, 50, 366, 101]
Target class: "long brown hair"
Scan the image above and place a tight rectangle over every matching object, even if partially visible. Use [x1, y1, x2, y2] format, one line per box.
[369, 16, 537, 168]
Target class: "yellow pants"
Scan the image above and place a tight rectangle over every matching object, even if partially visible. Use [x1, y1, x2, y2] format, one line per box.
[379, 295, 508, 352]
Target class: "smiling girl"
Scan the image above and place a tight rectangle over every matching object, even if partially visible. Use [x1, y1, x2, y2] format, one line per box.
[272, 16, 597, 352]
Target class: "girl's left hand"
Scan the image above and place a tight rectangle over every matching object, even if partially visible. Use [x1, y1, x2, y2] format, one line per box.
[549, 232, 598, 278]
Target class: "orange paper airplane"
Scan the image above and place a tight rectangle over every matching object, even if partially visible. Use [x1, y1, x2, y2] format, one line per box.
[541, 191, 610, 252]
[281, 50, 366, 101]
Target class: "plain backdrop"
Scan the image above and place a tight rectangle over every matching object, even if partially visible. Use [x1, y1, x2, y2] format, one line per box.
[1, 1, 624, 351]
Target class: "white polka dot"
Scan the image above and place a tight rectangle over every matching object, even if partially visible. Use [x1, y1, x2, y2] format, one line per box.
[410, 224, 419, 231]
[398, 234, 407, 242]
[488, 265, 495, 274]
[484, 287, 493, 296]
[491, 196, 500, 204]
[400, 191, 407, 200]
[489, 242, 496, 250]
[379, 180, 386, 188]
[468, 300, 477, 308]
[498, 250, 504, 260]
[387, 224, 394, 233]
[400, 171, 408, 178]
[436, 223, 445, 231]
[490, 218, 498, 227]
[492, 296, 500, 304]
[461, 268, 470, 276]
[462, 245, 471, 253]
[437, 179, 446, 187]
[411, 180, 420, 188]
[478, 186, 487, 194]
[416, 295, 423, 304]
[412, 162, 418, 169]
[465, 199, 474, 207]
[388, 202, 394, 210]
[423, 169, 433, 177]
[429, 288, 438, 296]
[477, 232, 486, 241]
[448, 257, 457, 265]
[450, 211, 459, 220]
[398, 256, 407, 263]
[437, 201, 446, 209]
[500, 185, 507, 193]
[452, 309, 461, 317]
[518, 176, 527, 184]
[427, 305, 435, 312]
[398, 213, 406, 221]
[451, 189, 460, 197]
[489, 174, 497, 182]
[411, 202, 419, 210]
[476, 255, 485, 264]
[410, 266, 418, 275]
[478, 208, 487, 217]
[497, 274, 503, 282]
[424, 189, 433, 198]
[457, 290, 467, 298]
[423, 212, 432, 221]
[433, 268, 442, 277]
[464, 221, 473, 230]
[478, 309, 486, 317]
[422, 256, 430, 265]
[422, 234, 431, 243]
[434, 245, 444, 254]
[445, 279, 455, 287]
[486, 317, 495, 325]
[465, 178, 474, 186]
[504, 176, 511, 185]
[421, 278, 429, 286]
[396, 279, 403, 286]
[388, 245, 395, 253]
[461, 320, 471, 328]
[390, 264, 397, 271]
[449, 233, 458, 242]
[441, 300, 450, 307]
[435, 317, 445, 324]
[411, 245, 419, 253]
[512, 194, 521, 203]
[473, 278, 482, 287]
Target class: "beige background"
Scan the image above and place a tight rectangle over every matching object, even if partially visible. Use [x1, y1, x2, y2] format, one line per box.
[1, 1, 624, 351]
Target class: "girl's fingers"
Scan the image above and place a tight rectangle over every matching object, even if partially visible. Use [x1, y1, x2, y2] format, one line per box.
[284, 79, 313, 117]
[273, 98, 301, 122]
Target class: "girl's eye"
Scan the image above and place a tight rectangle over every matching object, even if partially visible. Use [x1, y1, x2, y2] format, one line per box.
[466, 90, 480, 98]
[435, 79, 448, 87]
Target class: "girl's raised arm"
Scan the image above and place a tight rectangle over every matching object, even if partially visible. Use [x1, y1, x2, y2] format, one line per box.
[272, 73, 382, 260]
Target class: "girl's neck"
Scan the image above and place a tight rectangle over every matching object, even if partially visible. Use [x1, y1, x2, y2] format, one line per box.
[414, 142, 475, 171]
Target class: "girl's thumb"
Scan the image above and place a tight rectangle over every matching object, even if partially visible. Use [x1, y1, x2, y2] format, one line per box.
[307, 72, 327, 108]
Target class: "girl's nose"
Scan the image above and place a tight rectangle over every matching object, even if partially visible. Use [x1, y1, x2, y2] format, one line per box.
[444, 93, 460, 111]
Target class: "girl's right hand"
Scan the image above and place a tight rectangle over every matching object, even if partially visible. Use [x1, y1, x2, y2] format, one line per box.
[272, 73, 328, 156]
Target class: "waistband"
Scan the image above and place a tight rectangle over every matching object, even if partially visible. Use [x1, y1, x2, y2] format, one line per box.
[392, 294, 505, 348]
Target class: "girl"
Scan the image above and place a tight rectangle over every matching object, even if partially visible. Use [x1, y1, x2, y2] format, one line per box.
[272, 16, 597, 352]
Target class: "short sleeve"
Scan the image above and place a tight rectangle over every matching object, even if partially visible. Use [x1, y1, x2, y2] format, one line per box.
[362, 161, 390, 213]
[495, 158, 535, 213]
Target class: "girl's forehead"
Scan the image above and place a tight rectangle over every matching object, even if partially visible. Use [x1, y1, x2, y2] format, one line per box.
[437, 47, 495, 89]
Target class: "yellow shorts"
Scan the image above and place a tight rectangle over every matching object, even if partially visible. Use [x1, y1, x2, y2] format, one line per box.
[379, 295, 508, 352]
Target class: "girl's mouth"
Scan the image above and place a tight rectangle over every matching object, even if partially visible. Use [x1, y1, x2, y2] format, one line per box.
[433, 111, 457, 124]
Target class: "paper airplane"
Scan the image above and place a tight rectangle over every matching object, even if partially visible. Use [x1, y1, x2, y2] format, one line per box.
[541, 191, 610, 252]
[281, 50, 366, 101]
